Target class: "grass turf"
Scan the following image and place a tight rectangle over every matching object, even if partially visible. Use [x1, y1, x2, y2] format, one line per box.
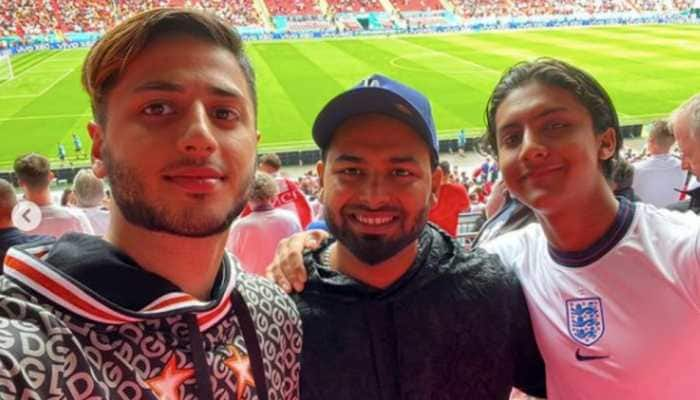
[1, 23, 699, 170]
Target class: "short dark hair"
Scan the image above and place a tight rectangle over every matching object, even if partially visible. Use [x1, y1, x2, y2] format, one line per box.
[259, 153, 282, 171]
[13, 153, 51, 190]
[482, 58, 621, 178]
[439, 160, 451, 175]
[82, 8, 256, 127]
[610, 158, 634, 190]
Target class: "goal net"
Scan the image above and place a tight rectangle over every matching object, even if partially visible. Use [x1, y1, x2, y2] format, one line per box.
[0, 51, 14, 82]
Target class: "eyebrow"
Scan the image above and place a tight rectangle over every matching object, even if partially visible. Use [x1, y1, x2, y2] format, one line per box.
[132, 80, 244, 99]
[498, 106, 570, 132]
[333, 154, 364, 163]
[332, 154, 420, 164]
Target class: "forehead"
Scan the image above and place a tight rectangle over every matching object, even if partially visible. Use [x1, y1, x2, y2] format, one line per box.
[494, 82, 589, 126]
[327, 114, 432, 161]
[114, 35, 250, 99]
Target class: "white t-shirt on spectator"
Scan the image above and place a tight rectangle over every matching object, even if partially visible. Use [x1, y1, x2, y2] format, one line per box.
[28, 204, 95, 237]
[79, 206, 110, 236]
[632, 154, 686, 207]
[227, 208, 302, 276]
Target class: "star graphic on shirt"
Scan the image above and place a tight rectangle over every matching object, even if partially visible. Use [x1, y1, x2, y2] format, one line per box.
[224, 345, 256, 400]
[145, 355, 194, 400]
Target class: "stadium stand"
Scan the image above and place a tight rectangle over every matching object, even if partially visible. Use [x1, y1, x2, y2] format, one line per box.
[327, 0, 384, 13]
[0, 0, 696, 39]
[391, 0, 444, 12]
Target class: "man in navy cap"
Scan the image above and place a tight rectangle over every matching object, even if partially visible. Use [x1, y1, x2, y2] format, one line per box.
[291, 74, 546, 399]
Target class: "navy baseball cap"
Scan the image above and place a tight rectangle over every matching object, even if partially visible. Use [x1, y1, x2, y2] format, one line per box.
[312, 74, 439, 163]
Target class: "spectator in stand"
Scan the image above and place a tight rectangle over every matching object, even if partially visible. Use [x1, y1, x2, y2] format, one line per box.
[72, 169, 110, 236]
[13, 153, 94, 236]
[241, 152, 313, 228]
[428, 160, 470, 236]
[227, 172, 301, 276]
[631, 120, 686, 207]
[60, 188, 76, 207]
[0, 178, 52, 261]
[669, 92, 700, 213]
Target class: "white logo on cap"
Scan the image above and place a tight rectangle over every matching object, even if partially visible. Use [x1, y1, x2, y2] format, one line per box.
[362, 78, 381, 88]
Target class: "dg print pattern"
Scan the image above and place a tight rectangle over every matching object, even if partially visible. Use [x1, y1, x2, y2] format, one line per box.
[0, 244, 301, 400]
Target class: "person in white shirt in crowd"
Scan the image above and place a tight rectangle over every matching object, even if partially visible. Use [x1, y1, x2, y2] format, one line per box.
[631, 120, 686, 207]
[13, 153, 94, 236]
[227, 171, 301, 276]
[72, 168, 110, 236]
[669, 92, 700, 213]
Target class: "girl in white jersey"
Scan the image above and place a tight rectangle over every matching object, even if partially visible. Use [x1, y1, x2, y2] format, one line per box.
[478, 58, 700, 399]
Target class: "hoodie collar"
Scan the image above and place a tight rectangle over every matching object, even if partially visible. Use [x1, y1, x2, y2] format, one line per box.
[303, 224, 453, 300]
[2, 234, 236, 330]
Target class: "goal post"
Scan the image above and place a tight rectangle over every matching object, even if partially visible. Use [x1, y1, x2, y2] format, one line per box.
[0, 50, 15, 82]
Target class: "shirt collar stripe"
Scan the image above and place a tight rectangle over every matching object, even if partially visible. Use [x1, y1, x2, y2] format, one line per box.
[4, 253, 137, 324]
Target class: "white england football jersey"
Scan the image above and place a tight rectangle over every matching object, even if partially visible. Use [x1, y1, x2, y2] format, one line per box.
[482, 201, 700, 399]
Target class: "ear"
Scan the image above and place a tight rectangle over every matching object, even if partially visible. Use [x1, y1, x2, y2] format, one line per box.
[316, 160, 325, 201]
[88, 121, 107, 179]
[598, 128, 617, 161]
[430, 166, 443, 208]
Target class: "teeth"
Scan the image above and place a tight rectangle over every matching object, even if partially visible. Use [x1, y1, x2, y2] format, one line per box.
[356, 216, 393, 225]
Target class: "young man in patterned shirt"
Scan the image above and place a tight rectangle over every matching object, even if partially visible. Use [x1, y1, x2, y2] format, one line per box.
[0, 8, 301, 399]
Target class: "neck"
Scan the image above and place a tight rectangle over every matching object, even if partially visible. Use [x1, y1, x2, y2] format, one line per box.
[25, 189, 52, 206]
[329, 240, 419, 289]
[105, 207, 228, 300]
[536, 191, 619, 252]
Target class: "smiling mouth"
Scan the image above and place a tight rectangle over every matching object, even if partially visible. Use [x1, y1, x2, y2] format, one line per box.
[353, 215, 397, 226]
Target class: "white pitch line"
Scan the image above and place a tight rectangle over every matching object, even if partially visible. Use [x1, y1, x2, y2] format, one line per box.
[36, 66, 78, 97]
[0, 52, 61, 89]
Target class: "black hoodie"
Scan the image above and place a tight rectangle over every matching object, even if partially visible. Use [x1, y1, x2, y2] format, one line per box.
[294, 224, 546, 400]
[0, 233, 301, 399]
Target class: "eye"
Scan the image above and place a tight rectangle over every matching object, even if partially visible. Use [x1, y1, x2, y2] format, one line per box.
[499, 132, 522, 148]
[545, 121, 567, 130]
[142, 102, 175, 116]
[340, 168, 362, 176]
[393, 169, 412, 177]
[213, 108, 240, 121]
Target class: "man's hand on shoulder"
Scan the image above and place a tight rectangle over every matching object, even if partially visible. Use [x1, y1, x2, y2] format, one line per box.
[266, 230, 329, 293]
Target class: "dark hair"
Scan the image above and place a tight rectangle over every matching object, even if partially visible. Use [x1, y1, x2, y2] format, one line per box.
[610, 158, 634, 191]
[482, 58, 621, 178]
[259, 153, 282, 170]
[439, 160, 451, 175]
[82, 8, 256, 127]
[13, 153, 51, 190]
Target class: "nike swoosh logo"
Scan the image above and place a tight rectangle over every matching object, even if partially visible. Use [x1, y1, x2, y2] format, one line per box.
[575, 348, 610, 362]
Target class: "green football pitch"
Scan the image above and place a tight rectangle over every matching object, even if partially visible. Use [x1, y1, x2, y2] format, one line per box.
[1, 23, 699, 170]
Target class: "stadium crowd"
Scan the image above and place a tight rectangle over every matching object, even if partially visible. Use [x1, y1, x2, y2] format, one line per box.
[2, 5, 700, 400]
[0, 0, 695, 39]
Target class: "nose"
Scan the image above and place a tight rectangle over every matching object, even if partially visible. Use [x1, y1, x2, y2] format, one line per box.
[358, 173, 390, 209]
[177, 103, 217, 157]
[519, 129, 548, 162]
